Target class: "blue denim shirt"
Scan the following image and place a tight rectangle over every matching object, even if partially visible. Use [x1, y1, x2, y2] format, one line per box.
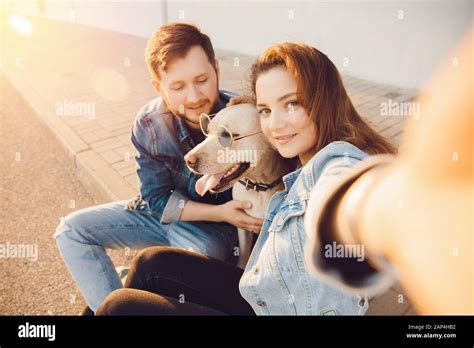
[126, 91, 236, 224]
[239, 141, 370, 315]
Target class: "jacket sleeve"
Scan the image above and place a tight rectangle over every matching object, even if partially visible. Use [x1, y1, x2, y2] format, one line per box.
[131, 117, 189, 224]
[304, 154, 397, 299]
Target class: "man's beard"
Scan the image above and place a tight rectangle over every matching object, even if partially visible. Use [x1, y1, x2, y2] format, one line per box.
[178, 98, 218, 129]
[161, 86, 220, 129]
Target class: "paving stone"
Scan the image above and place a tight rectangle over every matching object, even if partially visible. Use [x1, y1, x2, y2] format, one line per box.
[100, 150, 123, 165]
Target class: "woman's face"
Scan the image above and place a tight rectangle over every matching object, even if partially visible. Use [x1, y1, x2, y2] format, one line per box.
[255, 67, 318, 165]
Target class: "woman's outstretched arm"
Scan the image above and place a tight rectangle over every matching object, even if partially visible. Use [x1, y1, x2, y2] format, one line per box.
[307, 27, 473, 314]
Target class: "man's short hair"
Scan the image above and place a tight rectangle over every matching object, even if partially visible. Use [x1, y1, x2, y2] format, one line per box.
[145, 22, 216, 81]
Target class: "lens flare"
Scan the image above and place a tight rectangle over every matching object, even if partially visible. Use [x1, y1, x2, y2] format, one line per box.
[8, 14, 32, 36]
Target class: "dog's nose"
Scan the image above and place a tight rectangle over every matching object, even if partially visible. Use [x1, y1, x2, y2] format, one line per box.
[184, 153, 199, 169]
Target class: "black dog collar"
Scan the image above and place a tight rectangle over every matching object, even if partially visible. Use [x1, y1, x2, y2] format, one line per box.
[238, 177, 282, 192]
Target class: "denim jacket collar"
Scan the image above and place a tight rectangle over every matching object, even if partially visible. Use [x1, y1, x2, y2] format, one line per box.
[282, 167, 303, 192]
[176, 117, 192, 146]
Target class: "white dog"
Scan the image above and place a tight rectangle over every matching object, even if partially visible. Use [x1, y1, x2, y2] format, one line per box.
[184, 104, 292, 268]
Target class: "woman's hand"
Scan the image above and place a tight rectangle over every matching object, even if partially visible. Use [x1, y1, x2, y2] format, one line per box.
[217, 200, 264, 233]
[356, 28, 473, 314]
[226, 95, 256, 107]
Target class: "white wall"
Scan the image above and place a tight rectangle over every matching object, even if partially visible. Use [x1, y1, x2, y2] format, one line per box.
[3, 0, 473, 89]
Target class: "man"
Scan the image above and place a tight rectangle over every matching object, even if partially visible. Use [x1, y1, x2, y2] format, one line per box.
[54, 22, 263, 314]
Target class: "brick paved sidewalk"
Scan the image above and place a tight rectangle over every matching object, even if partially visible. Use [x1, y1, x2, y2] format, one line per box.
[1, 13, 418, 315]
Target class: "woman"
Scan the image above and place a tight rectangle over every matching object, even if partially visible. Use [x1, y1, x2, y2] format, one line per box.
[96, 43, 395, 315]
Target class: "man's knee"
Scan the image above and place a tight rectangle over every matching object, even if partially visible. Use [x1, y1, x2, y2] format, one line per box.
[53, 209, 92, 242]
[54, 201, 129, 241]
[53, 214, 76, 241]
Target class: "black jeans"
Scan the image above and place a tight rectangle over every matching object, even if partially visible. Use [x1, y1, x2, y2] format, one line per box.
[96, 246, 255, 315]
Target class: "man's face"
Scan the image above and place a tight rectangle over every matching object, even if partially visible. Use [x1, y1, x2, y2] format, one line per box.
[153, 45, 220, 130]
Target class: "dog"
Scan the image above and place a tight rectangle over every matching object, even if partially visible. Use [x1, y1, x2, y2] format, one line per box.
[184, 103, 293, 269]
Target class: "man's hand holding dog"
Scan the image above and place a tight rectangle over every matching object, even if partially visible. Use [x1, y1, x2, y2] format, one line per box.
[217, 200, 264, 233]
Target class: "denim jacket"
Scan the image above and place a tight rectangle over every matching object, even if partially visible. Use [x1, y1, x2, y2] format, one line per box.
[126, 91, 236, 224]
[239, 141, 370, 315]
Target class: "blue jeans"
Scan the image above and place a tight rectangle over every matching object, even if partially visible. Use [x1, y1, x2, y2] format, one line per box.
[54, 200, 237, 313]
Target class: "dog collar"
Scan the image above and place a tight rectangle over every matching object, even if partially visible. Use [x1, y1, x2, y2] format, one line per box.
[238, 177, 282, 192]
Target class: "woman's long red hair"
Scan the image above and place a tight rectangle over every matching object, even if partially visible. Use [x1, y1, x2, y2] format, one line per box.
[250, 43, 397, 156]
